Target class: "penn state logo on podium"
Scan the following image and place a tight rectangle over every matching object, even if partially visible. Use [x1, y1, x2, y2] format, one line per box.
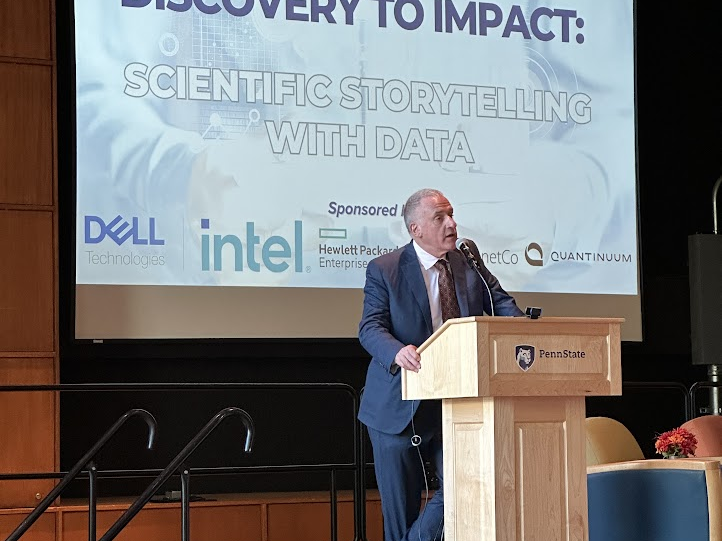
[515, 345, 536, 372]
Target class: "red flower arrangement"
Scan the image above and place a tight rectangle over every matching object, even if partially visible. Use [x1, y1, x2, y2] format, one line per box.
[655, 427, 698, 458]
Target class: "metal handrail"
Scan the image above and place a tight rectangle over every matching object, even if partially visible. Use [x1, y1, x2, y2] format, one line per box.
[0, 383, 356, 392]
[0, 463, 359, 481]
[622, 381, 691, 421]
[99, 407, 253, 541]
[5, 409, 157, 541]
[0, 382, 367, 541]
[1, 462, 370, 541]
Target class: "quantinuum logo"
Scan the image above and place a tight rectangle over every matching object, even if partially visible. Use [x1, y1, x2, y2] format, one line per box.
[525, 242, 544, 266]
[84, 215, 165, 246]
[200, 219, 303, 273]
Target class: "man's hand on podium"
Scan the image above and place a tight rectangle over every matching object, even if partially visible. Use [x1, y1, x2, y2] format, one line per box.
[395, 345, 421, 372]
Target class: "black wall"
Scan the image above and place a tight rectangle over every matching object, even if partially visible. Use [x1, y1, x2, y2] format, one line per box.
[57, 3, 722, 496]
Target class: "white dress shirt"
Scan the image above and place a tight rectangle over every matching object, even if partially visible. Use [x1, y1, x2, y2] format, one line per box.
[412, 241, 448, 332]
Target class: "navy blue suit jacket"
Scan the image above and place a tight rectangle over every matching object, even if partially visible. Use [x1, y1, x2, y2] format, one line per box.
[358, 240, 523, 434]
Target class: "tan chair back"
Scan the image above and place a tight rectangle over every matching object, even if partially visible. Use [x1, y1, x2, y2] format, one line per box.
[585, 416, 645, 466]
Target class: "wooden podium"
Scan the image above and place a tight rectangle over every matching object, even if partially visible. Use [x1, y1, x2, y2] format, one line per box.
[402, 316, 623, 541]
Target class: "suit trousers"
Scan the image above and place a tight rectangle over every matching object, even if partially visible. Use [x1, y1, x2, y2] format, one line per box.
[367, 400, 444, 541]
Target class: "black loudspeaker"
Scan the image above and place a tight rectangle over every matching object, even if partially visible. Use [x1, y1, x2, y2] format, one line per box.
[688, 234, 722, 365]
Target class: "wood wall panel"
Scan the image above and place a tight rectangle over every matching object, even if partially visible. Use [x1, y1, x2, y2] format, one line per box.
[0, 511, 56, 541]
[0, 211, 54, 352]
[0, 63, 53, 205]
[267, 500, 383, 541]
[0, 0, 52, 60]
[0, 0, 58, 523]
[62, 505, 264, 541]
[0, 493, 382, 541]
[0, 357, 56, 508]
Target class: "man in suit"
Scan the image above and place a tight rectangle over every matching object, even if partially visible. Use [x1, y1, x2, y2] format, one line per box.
[358, 188, 523, 541]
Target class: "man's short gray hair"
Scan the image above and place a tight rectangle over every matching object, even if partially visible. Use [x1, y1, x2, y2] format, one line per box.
[403, 188, 444, 233]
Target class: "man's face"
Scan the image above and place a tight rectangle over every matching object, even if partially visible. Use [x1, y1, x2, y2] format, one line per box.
[410, 194, 457, 258]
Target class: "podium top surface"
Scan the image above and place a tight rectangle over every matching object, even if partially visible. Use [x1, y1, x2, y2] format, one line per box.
[417, 316, 625, 355]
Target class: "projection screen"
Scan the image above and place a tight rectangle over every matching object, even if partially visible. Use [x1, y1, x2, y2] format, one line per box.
[73, 0, 641, 340]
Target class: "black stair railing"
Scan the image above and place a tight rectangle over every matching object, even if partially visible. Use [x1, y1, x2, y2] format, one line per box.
[6, 408, 157, 541]
[623, 381, 691, 421]
[98, 406, 254, 541]
[0, 382, 365, 541]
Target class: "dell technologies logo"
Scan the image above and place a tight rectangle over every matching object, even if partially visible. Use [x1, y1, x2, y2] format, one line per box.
[84, 215, 165, 246]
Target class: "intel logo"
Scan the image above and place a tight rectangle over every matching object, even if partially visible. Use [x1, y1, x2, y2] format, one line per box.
[200, 219, 303, 273]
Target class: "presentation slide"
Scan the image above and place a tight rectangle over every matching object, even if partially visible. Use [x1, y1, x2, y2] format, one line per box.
[73, 0, 639, 340]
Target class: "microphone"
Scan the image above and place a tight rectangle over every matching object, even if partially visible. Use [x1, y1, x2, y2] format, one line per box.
[455, 237, 495, 316]
[455, 238, 481, 271]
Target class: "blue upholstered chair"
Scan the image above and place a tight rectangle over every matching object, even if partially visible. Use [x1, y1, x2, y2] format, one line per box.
[587, 459, 722, 541]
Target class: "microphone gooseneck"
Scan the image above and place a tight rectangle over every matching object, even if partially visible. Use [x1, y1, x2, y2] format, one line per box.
[455, 238, 480, 271]
[454, 238, 495, 317]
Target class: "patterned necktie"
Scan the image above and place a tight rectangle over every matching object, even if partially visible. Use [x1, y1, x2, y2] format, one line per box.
[434, 259, 461, 322]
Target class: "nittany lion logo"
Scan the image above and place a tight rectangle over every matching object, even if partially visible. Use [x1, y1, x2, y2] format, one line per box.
[516, 345, 535, 371]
